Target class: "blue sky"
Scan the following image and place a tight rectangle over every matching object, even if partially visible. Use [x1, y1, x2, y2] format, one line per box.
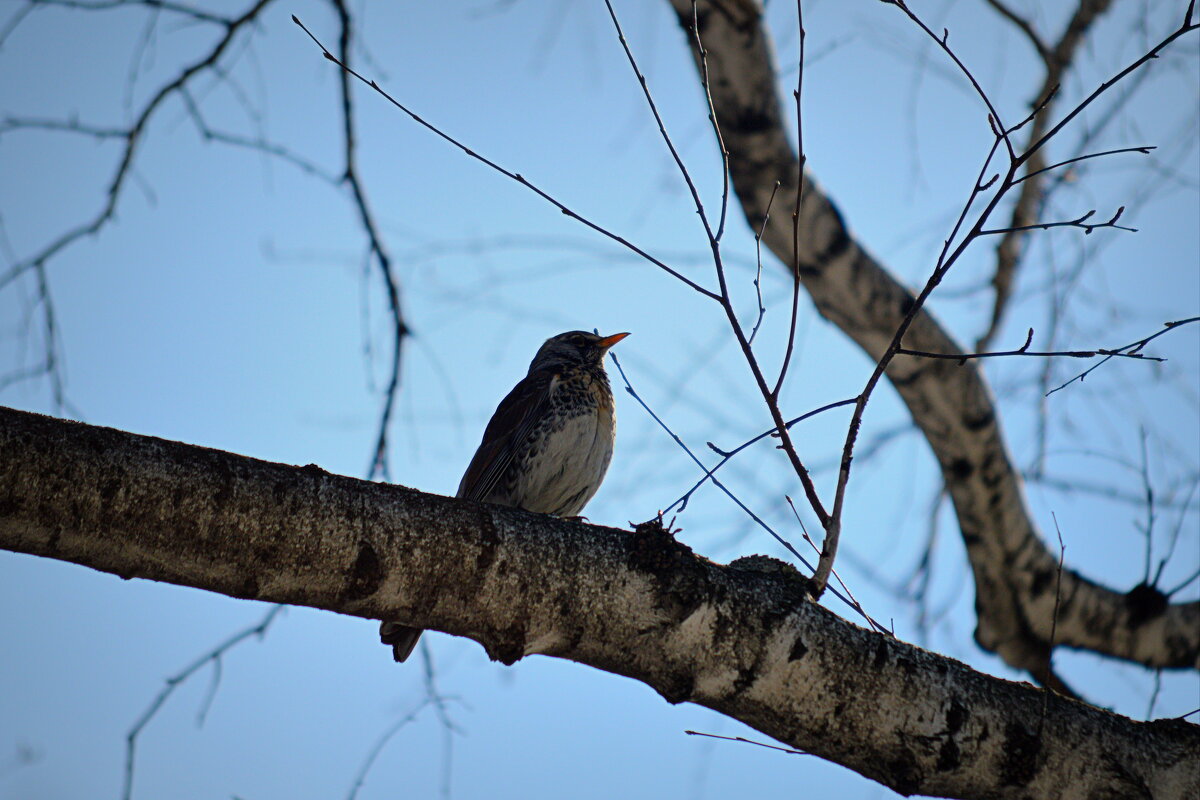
[1, 1, 1197, 798]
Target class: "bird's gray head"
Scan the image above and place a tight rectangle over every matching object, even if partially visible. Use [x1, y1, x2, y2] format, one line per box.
[529, 330, 630, 372]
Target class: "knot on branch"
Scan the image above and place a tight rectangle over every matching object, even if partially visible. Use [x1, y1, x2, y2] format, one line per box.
[1124, 582, 1169, 626]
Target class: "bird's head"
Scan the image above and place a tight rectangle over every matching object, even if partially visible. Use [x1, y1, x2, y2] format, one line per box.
[529, 330, 630, 372]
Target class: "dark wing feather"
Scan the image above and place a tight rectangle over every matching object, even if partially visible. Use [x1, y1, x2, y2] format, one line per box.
[456, 368, 557, 502]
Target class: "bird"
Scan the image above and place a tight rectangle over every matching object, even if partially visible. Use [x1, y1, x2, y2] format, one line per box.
[380, 329, 630, 662]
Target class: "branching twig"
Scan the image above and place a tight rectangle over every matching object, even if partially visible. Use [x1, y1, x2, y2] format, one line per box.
[820, 2, 1199, 603]
[747, 181, 780, 345]
[977, 0, 1117, 349]
[608, 351, 881, 629]
[1046, 317, 1199, 396]
[897, 321, 1190, 366]
[326, 0, 409, 481]
[979, 205, 1136, 235]
[664, 396, 856, 516]
[122, 604, 284, 800]
[0, 0, 274, 294]
[345, 698, 433, 800]
[771, 0, 808, 403]
[290, 14, 718, 301]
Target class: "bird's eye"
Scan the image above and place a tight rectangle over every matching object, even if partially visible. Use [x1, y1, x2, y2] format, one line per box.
[571, 335, 587, 345]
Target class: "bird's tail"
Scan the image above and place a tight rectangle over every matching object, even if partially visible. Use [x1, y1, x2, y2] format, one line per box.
[379, 621, 422, 663]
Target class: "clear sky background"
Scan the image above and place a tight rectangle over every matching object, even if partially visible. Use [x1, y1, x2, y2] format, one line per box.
[1, 1, 1197, 798]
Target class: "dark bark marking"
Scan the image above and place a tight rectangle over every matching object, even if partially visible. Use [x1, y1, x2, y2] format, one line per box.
[1125, 582, 1168, 626]
[789, 635, 809, 662]
[999, 720, 1041, 787]
[342, 538, 383, 601]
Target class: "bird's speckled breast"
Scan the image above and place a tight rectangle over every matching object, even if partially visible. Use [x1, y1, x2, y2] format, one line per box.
[510, 363, 616, 516]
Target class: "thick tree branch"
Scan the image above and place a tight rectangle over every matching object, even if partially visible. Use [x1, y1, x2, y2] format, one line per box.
[668, 0, 1200, 675]
[1, 406, 1198, 800]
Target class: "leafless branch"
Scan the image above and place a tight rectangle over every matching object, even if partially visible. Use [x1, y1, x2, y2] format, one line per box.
[820, 2, 1199, 606]
[19, 0, 237, 27]
[0, 0, 274, 295]
[122, 604, 284, 800]
[290, 14, 718, 300]
[770, 0, 808, 404]
[1015, 145, 1156, 185]
[326, 0, 409, 481]
[1046, 317, 1200, 396]
[977, 0, 1117, 350]
[345, 698, 433, 800]
[747, 180, 780, 345]
[896, 321, 1193, 367]
[979, 204, 1136, 235]
[683, 730, 809, 756]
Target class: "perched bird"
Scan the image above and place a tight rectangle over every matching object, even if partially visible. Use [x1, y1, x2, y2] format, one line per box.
[380, 329, 630, 662]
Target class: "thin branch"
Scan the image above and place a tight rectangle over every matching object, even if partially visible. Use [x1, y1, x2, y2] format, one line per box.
[608, 352, 878, 629]
[820, 2, 1199, 604]
[882, 0, 1016, 160]
[607, 351, 808, 568]
[588, 2, 833, 538]
[1046, 317, 1200, 396]
[683, 730, 810, 756]
[1014, 145, 1155, 185]
[345, 699, 433, 800]
[747, 180, 780, 345]
[122, 604, 284, 800]
[784, 496, 891, 635]
[664, 396, 857, 515]
[977, 0, 1117, 350]
[290, 14, 718, 301]
[1021, 6, 1200, 167]
[978, 205, 1137, 235]
[177, 89, 340, 183]
[771, 0, 807, 402]
[982, 0, 1052, 66]
[604, 0, 715, 244]
[898, 324, 1180, 364]
[326, 0, 408, 481]
[0, 0, 274, 294]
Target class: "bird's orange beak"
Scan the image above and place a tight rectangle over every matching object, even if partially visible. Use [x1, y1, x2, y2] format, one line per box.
[596, 332, 630, 350]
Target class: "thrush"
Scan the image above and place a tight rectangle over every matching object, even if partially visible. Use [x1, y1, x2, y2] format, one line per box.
[380, 329, 630, 662]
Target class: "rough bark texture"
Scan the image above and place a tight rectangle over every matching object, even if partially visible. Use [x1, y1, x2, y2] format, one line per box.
[666, 0, 1200, 678]
[2, 406, 1198, 799]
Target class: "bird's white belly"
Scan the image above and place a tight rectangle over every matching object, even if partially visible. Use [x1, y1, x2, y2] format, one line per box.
[518, 407, 615, 516]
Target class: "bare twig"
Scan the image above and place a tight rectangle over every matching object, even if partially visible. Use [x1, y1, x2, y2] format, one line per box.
[747, 181, 781, 345]
[683, 730, 809, 756]
[123, 604, 284, 800]
[1014, 145, 1155, 185]
[897, 322, 1185, 365]
[977, 0, 1117, 349]
[771, 0, 807, 403]
[608, 351, 881, 628]
[291, 15, 718, 300]
[664, 396, 856, 516]
[1, 0, 274, 294]
[978, 205, 1136, 235]
[1046, 317, 1199, 396]
[784, 496, 891, 635]
[345, 698, 433, 800]
[820, 2, 1200, 605]
[327, 0, 409, 481]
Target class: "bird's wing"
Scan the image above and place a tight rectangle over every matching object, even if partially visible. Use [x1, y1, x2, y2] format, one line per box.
[456, 367, 558, 503]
